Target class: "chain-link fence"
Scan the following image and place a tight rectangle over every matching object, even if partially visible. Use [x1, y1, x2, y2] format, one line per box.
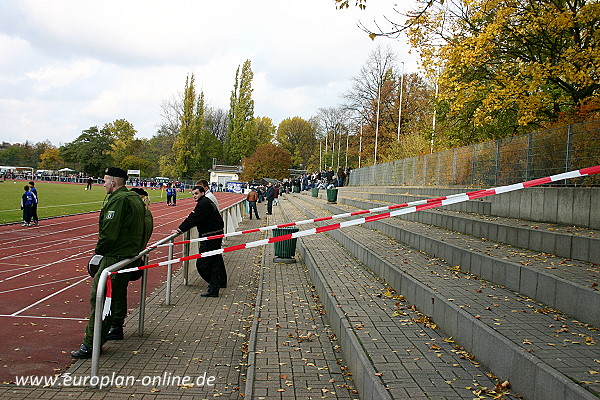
[349, 120, 600, 187]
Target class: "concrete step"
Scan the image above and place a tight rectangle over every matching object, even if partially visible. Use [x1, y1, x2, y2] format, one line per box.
[328, 192, 600, 264]
[306, 193, 600, 327]
[286, 193, 600, 400]
[280, 197, 519, 400]
[335, 185, 600, 230]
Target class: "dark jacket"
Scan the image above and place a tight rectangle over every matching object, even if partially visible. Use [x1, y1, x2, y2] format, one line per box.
[96, 187, 146, 257]
[265, 185, 275, 200]
[178, 195, 224, 235]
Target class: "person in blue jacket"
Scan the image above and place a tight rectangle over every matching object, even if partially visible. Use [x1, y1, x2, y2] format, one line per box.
[21, 185, 38, 227]
[28, 181, 39, 226]
[166, 183, 174, 206]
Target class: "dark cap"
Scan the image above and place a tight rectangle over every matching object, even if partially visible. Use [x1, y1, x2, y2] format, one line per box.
[105, 167, 128, 179]
[130, 187, 149, 196]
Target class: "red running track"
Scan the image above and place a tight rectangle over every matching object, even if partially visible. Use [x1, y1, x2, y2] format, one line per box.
[0, 192, 245, 383]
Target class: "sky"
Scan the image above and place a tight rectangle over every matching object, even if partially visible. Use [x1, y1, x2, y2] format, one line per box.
[0, 0, 419, 146]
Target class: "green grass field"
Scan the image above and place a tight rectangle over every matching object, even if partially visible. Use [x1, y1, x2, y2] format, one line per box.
[0, 180, 193, 224]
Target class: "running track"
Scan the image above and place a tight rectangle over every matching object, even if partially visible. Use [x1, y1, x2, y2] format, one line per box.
[0, 192, 245, 383]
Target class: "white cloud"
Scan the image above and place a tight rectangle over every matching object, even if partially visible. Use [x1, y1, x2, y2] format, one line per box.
[0, 0, 421, 145]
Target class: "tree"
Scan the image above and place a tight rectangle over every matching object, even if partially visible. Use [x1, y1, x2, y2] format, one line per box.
[121, 155, 152, 175]
[104, 119, 137, 165]
[254, 116, 276, 145]
[205, 106, 229, 142]
[60, 126, 114, 176]
[172, 74, 200, 178]
[406, 0, 600, 141]
[241, 144, 292, 181]
[276, 117, 317, 169]
[39, 147, 63, 170]
[226, 60, 255, 164]
[343, 45, 402, 165]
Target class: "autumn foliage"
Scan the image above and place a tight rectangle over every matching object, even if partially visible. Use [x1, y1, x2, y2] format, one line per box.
[241, 144, 292, 181]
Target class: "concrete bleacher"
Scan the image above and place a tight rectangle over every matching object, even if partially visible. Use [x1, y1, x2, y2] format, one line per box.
[279, 185, 599, 400]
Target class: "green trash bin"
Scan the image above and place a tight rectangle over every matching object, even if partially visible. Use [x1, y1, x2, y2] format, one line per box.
[311, 187, 319, 197]
[273, 227, 299, 263]
[327, 188, 338, 204]
[293, 185, 300, 193]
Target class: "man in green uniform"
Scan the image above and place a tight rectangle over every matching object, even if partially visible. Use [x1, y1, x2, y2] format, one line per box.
[72, 167, 147, 359]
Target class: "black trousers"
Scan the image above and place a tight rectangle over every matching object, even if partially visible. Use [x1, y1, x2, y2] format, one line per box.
[31, 203, 38, 223]
[196, 235, 224, 295]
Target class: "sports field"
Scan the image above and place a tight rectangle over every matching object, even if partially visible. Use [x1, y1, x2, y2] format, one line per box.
[0, 180, 193, 224]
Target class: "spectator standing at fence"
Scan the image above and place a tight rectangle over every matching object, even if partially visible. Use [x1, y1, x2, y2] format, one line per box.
[326, 167, 334, 185]
[20, 185, 37, 227]
[265, 182, 274, 215]
[273, 184, 280, 206]
[28, 181, 39, 226]
[171, 185, 225, 297]
[196, 179, 225, 287]
[103, 187, 155, 341]
[196, 179, 219, 210]
[71, 167, 147, 359]
[337, 166, 346, 187]
[246, 187, 260, 219]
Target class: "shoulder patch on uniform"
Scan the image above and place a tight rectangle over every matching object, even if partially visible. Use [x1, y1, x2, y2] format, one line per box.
[106, 210, 115, 220]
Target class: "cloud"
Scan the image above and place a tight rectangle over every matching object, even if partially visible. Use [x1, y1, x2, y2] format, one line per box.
[0, 0, 420, 145]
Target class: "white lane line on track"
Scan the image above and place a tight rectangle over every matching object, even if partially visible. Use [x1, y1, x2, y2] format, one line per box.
[0, 250, 90, 282]
[0, 233, 97, 261]
[0, 254, 91, 274]
[0, 314, 88, 321]
[0, 200, 104, 213]
[0, 275, 89, 294]
[0, 235, 97, 254]
[11, 276, 90, 316]
[0, 222, 98, 248]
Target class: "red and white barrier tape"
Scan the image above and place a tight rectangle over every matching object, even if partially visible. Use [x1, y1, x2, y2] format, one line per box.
[102, 165, 600, 319]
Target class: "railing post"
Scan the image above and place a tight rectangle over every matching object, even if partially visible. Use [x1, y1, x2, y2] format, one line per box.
[138, 255, 147, 337]
[183, 231, 190, 285]
[165, 238, 174, 305]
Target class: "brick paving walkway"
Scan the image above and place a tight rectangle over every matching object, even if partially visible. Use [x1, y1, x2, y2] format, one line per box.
[246, 207, 358, 400]
[283, 196, 518, 400]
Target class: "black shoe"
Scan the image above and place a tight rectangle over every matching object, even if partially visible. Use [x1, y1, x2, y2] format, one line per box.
[71, 344, 93, 359]
[106, 326, 124, 340]
[201, 293, 218, 297]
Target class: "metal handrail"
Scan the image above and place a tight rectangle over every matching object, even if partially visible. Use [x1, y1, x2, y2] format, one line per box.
[90, 198, 246, 381]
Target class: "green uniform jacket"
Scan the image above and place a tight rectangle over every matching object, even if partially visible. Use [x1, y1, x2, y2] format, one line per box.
[95, 187, 146, 257]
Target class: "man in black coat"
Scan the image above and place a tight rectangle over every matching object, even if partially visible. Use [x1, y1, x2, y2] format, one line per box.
[172, 185, 225, 297]
[264, 182, 274, 215]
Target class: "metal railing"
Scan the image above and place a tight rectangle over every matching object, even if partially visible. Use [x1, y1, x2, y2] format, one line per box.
[90, 198, 246, 380]
[349, 121, 600, 187]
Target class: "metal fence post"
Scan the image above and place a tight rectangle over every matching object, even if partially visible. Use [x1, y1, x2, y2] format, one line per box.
[495, 139, 501, 185]
[165, 238, 174, 305]
[565, 124, 574, 173]
[138, 256, 147, 337]
[526, 132, 533, 181]
[472, 144, 477, 185]
[183, 231, 190, 285]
